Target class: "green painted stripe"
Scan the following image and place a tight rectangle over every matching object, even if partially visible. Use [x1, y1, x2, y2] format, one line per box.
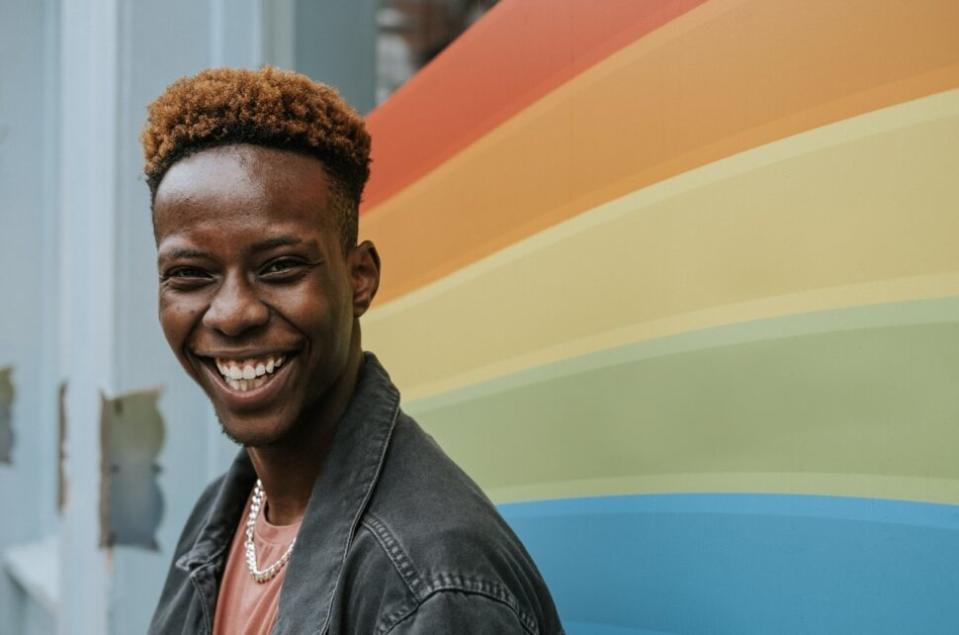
[408, 296, 959, 503]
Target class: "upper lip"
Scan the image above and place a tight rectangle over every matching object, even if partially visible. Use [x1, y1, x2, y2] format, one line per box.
[193, 349, 297, 359]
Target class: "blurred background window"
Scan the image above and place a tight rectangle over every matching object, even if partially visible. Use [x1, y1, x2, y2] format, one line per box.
[376, 0, 499, 104]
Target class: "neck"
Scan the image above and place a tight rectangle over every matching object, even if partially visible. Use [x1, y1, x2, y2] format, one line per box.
[247, 340, 364, 526]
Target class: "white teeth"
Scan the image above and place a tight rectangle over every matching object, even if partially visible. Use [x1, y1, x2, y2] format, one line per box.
[214, 355, 288, 390]
[225, 375, 270, 392]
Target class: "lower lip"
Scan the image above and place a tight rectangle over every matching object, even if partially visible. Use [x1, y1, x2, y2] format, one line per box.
[199, 356, 295, 411]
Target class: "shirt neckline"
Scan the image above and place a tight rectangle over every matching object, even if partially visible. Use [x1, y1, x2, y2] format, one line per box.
[255, 498, 302, 547]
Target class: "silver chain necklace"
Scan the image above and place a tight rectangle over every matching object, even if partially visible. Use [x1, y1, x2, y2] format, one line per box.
[245, 479, 297, 583]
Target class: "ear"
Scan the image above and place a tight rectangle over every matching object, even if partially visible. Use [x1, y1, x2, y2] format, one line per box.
[348, 240, 380, 318]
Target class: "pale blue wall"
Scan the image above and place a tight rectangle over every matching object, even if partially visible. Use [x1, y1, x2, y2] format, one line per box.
[0, 1, 377, 633]
[0, 0, 61, 631]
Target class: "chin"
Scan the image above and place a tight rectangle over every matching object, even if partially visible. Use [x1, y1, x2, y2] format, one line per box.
[216, 412, 297, 448]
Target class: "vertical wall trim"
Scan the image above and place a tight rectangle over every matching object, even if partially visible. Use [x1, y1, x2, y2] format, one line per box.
[38, 0, 62, 531]
[251, 0, 264, 67]
[57, 0, 119, 632]
[261, 0, 295, 69]
[210, 0, 225, 66]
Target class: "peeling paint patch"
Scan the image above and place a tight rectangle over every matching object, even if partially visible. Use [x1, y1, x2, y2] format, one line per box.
[99, 387, 165, 550]
[0, 367, 14, 464]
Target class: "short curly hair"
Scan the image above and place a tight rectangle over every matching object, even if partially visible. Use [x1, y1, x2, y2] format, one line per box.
[141, 66, 371, 252]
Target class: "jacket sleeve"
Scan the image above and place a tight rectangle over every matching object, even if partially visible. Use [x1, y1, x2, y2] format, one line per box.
[383, 590, 535, 635]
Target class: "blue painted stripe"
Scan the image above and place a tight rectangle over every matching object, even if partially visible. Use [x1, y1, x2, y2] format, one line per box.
[499, 494, 959, 635]
[563, 622, 672, 635]
[500, 493, 959, 529]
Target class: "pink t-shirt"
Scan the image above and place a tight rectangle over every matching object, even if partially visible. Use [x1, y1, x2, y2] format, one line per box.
[212, 493, 301, 635]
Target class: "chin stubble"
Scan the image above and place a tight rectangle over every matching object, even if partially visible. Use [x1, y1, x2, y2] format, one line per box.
[214, 410, 305, 449]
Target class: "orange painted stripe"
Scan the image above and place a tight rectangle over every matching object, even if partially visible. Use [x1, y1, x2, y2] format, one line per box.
[362, 0, 709, 211]
[361, 0, 959, 304]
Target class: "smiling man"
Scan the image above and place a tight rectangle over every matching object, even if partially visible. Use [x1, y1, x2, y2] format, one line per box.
[144, 68, 563, 635]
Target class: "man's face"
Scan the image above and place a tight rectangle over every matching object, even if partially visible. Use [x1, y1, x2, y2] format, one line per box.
[153, 144, 376, 446]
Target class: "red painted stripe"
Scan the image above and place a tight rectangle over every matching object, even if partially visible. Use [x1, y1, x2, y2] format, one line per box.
[361, 0, 709, 213]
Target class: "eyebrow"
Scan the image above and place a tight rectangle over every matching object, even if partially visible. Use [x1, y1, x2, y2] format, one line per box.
[249, 236, 303, 253]
[158, 236, 310, 262]
[158, 247, 209, 261]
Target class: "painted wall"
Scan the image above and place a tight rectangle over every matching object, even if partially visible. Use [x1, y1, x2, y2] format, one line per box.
[359, 1, 959, 633]
[0, 0, 61, 630]
[293, 0, 377, 114]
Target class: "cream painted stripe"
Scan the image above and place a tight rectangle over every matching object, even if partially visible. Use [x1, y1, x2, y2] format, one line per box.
[487, 473, 959, 506]
[364, 89, 959, 400]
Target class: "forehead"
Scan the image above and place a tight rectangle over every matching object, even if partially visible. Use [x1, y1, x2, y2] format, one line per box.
[153, 144, 335, 242]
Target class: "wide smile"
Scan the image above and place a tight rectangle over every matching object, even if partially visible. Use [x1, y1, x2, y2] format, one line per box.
[196, 351, 298, 411]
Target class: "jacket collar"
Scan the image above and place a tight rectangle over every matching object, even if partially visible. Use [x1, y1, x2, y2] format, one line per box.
[174, 454, 256, 572]
[176, 353, 401, 633]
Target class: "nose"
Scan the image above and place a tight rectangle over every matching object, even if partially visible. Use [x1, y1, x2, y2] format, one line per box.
[202, 272, 269, 336]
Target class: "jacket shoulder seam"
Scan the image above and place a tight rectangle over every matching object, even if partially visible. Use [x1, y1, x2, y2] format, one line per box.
[360, 512, 425, 601]
[377, 586, 538, 635]
[426, 574, 539, 634]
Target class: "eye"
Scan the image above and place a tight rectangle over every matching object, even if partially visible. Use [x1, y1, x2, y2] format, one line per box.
[259, 257, 309, 280]
[168, 267, 209, 278]
[160, 266, 214, 288]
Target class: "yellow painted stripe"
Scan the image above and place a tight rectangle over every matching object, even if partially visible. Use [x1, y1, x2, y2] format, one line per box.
[364, 89, 959, 400]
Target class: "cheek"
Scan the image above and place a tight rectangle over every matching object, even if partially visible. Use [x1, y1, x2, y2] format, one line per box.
[158, 293, 204, 349]
[279, 293, 336, 337]
[272, 276, 347, 322]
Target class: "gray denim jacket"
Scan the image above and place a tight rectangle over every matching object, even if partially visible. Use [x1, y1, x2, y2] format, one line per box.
[149, 354, 564, 634]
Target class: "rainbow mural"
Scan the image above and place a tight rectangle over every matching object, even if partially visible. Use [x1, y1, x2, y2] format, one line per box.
[359, 1, 959, 633]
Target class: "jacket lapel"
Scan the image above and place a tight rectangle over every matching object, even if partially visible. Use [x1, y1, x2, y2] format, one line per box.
[173, 451, 257, 633]
[272, 353, 401, 634]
